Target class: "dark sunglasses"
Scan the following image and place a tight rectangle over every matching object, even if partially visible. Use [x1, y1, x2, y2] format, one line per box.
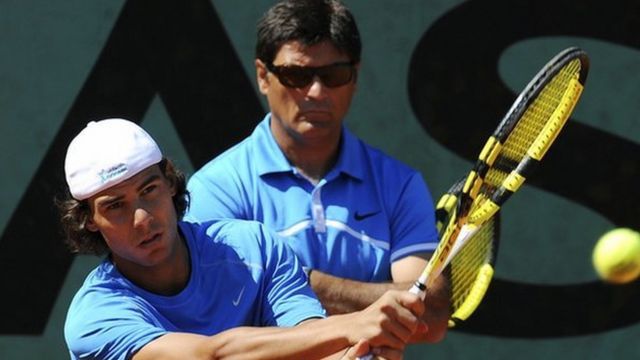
[265, 61, 356, 88]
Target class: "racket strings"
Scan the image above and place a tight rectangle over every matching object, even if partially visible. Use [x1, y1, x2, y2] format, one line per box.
[450, 218, 495, 312]
[499, 58, 583, 162]
[467, 58, 583, 215]
[434, 185, 496, 319]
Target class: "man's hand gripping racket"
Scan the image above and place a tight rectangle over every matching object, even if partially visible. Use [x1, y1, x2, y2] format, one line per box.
[359, 46, 589, 359]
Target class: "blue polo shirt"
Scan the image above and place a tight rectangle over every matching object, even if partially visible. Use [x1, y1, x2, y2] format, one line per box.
[186, 114, 439, 282]
[64, 220, 324, 360]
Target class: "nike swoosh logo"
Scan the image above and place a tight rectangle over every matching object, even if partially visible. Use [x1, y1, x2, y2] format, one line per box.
[232, 286, 245, 306]
[354, 210, 380, 221]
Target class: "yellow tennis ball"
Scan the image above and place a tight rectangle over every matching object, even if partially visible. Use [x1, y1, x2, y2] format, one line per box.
[592, 228, 640, 284]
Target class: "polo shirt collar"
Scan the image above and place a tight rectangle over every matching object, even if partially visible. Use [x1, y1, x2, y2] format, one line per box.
[253, 114, 291, 176]
[253, 113, 365, 181]
[333, 124, 364, 181]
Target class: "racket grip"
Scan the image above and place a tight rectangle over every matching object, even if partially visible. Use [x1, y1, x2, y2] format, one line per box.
[409, 281, 426, 299]
[357, 355, 374, 360]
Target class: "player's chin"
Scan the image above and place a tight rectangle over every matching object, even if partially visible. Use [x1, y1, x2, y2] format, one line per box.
[138, 247, 172, 267]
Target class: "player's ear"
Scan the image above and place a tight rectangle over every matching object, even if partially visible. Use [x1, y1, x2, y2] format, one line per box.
[84, 199, 99, 232]
[256, 59, 270, 95]
[166, 173, 177, 198]
[160, 161, 177, 197]
[85, 217, 98, 232]
[169, 179, 177, 197]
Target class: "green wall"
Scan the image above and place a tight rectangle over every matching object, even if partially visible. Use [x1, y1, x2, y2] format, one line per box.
[1, 0, 638, 358]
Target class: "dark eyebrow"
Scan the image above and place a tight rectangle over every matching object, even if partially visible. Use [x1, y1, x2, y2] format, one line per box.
[97, 195, 124, 209]
[96, 174, 163, 209]
[137, 174, 162, 192]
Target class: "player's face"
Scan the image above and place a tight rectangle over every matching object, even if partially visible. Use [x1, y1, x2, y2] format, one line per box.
[86, 165, 181, 270]
[256, 39, 358, 147]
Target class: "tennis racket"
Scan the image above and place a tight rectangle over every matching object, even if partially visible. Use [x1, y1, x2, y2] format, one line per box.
[410, 46, 588, 319]
[433, 176, 499, 328]
[359, 46, 589, 359]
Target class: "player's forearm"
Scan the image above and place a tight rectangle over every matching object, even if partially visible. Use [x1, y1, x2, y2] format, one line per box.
[136, 324, 353, 360]
[309, 270, 412, 314]
[206, 324, 353, 360]
[209, 312, 410, 360]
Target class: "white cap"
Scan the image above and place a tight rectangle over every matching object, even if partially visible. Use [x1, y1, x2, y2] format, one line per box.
[64, 118, 163, 200]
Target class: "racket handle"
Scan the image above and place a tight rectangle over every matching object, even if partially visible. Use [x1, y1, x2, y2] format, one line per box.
[409, 281, 426, 299]
[357, 355, 374, 360]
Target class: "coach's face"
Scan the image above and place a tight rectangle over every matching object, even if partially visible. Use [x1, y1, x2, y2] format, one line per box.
[256, 39, 358, 148]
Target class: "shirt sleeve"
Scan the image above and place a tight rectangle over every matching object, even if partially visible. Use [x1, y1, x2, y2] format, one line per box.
[185, 168, 248, 222]
[65, 291, 166, 360]
[388, 172, 439, 262]
[257, 225, 326, 326]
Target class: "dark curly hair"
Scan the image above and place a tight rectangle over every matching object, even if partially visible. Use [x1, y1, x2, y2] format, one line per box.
[256, 0, 361, 65]
[56, 158, 189, 256]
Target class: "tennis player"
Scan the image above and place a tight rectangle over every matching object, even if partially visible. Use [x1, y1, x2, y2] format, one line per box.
[185, 0, 449, 342]
[58, 118, 424, 360]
